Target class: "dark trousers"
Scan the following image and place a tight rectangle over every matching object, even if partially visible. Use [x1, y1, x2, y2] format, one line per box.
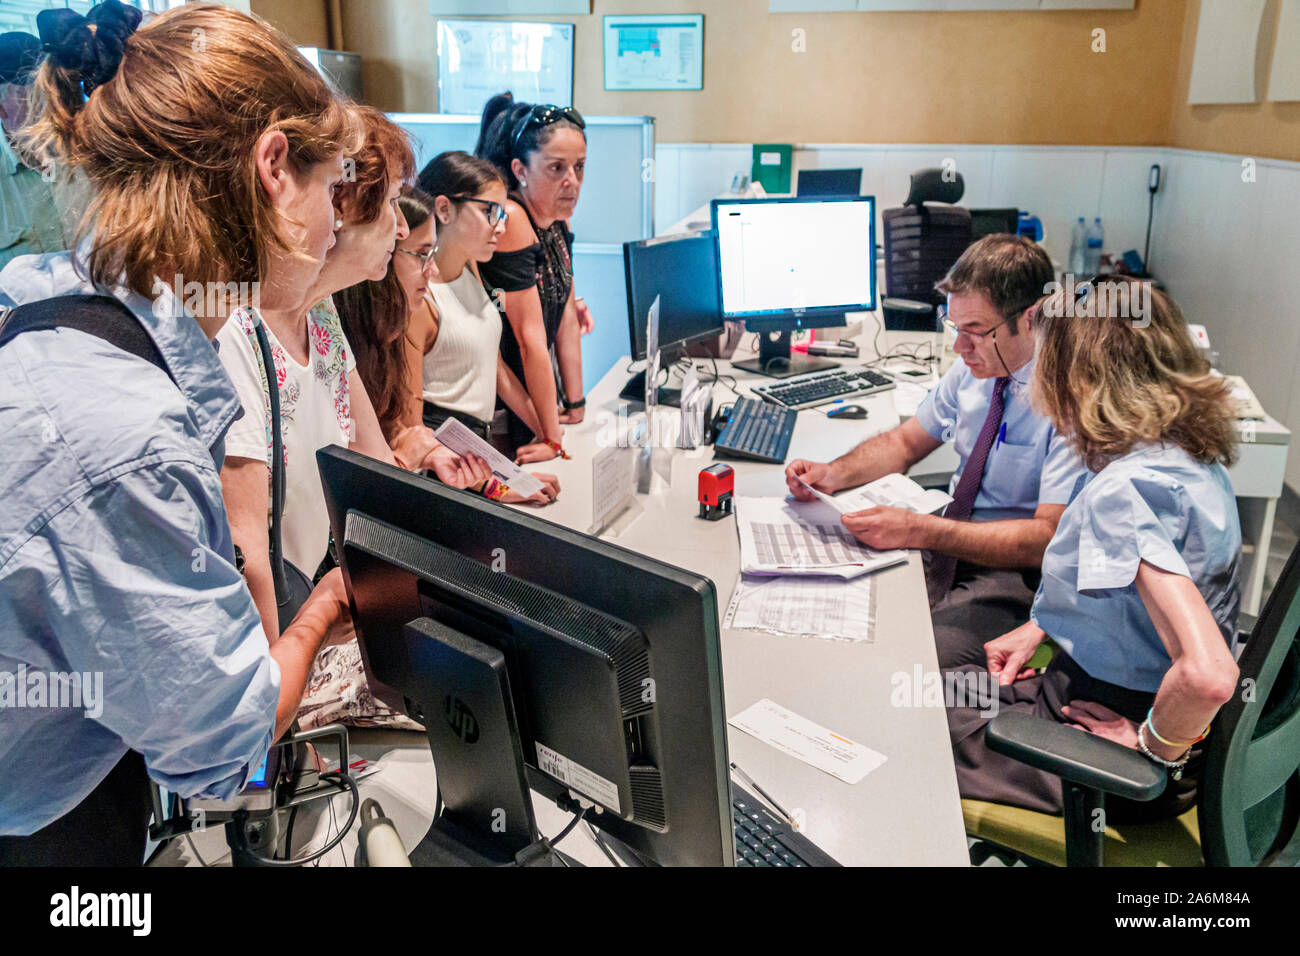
[925, 554, 1040, 669]
[946, 652, 1201, 821]
[0, 750, 152, 866]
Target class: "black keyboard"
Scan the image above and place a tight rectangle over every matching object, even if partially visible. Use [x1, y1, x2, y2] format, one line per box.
[753, 365, 897, 411]
[713, 397, 797, 464]
[732, 784, 840, 867]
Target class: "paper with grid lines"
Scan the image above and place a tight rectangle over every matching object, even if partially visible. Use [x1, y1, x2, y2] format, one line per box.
[735, 496, 906, 580]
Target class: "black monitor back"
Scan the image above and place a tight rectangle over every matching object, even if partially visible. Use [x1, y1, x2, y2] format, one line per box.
[624, 230, 723, 361]
[317, 446, 734, 866]
[796, 167, 863, 197]
[970, 207, 1020, 241]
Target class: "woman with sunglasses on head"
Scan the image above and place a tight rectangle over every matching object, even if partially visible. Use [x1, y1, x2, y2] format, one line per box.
[217, 107, 488, 649]
[946, 279, 1242, 822]
[0, 2, 362, 864]
[338, 183, 558, 509]
[473, 92, 588, 462]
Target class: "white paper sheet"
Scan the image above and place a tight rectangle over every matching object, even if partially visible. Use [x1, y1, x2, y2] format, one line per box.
[724, 573, 876, 643]
[729, 699, 887, 785]
[799, 473, 951, 516]
[432, 418, 544, 498]
[735, 496, 907, 579]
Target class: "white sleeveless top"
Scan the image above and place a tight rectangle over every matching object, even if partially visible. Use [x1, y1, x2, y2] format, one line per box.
[422, 266, 502, 423]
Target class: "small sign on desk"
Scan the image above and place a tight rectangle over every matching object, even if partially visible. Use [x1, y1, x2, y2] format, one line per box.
[590, 441, 637, 536]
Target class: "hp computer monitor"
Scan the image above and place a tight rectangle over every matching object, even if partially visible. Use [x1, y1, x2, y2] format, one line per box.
[796, 167, 863, 198]
[712, 196, 877, 378]
[317, 445, 734, 867]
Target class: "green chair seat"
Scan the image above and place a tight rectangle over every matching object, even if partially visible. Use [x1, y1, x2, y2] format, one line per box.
[962, 798, 1204, 867]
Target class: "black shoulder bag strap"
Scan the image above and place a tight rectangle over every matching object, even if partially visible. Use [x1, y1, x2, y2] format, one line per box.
[249, 317, 313, 633]
[0, 294, 174, 384]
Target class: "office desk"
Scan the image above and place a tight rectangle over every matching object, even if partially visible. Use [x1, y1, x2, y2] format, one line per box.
[295, 337, 969, 869]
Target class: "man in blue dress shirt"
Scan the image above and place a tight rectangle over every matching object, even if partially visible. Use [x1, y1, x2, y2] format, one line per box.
[787, 235, 1089, 667]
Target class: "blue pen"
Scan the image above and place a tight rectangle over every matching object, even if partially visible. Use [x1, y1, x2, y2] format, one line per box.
[996, 422, 1007, 449]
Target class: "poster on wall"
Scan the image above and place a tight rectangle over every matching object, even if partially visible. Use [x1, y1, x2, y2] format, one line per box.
[437, 19, 574, 114]
[603, 14, 704, 91]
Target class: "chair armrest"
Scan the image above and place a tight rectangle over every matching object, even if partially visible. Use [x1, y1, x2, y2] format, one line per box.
[985, 711, 1166, 803]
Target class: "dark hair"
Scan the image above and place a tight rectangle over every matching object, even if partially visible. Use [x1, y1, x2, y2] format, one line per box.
[398, 186, 434, 232]
[334, 269, 408, 438]
[473, 91, 583, 190]
[416, 149, 504, 215]
[935, 234, 1053, 336]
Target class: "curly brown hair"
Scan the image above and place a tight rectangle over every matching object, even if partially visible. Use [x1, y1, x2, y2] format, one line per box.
[1031, 277, 1238, 472]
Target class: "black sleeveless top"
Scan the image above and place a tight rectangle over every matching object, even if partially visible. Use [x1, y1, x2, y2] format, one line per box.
[479, 195, 573, 377]
[479, 195, 574, 448]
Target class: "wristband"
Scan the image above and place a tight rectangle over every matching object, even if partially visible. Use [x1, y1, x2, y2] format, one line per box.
[562, 395, 586, 411]
[482, 478, 508, 501]
[1146, 708, 1210, 748]
[544, 438, 570, 460]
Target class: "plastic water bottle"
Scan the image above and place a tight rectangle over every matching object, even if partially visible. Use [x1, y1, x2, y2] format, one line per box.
[1084, 217, 1105, 275]
[1068, 217, 1087, 276]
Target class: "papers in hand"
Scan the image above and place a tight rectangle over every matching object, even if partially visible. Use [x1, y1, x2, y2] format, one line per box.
[798, 472, 952, 516]
[432, 418, 544, 499]
[736, 495, 906, 580]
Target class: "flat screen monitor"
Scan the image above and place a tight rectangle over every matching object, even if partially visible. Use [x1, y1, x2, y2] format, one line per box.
[796, 167, 862, 198]
[624, 230, 722, 362]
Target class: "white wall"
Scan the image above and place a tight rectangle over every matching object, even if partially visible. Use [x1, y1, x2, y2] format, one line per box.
[653, 142, 1300, 488]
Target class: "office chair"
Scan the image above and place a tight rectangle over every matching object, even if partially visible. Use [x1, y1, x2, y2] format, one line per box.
[963, 539, 1300, 866]
[881, 168, 973, 332]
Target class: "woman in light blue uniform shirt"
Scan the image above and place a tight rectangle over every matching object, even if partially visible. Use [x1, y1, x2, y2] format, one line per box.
[947, 278, 1242, 820]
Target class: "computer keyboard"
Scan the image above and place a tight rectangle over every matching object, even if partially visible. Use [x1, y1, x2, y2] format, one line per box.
[713, 397, 797, 464]
[732, 784, 840, 867]
[752, 365, 896, 411]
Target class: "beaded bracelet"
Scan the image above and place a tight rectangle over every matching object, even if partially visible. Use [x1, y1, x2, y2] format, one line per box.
[1137, 720, 1191, 781]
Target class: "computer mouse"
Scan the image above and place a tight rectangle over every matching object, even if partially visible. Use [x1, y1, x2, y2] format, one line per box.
[827, 404, 868, 420]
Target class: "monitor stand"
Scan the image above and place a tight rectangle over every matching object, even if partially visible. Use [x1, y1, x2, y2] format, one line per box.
[399, 617, 566, 867]
[619, 369, 682, 408]
[732, 328, 840, 379]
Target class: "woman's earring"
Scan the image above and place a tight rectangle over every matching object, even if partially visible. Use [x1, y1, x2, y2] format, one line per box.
[334, 218, 343, 229]
[519, 180, 526, 189]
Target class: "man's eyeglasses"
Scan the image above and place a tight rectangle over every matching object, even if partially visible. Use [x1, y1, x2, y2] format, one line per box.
[510, 104, 586, 159]
[940, 306, 1010, 343]
[450, 195, 508, 227]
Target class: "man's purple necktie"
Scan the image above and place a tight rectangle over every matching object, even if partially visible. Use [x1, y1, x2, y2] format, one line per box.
[927, 376, 1009, 606]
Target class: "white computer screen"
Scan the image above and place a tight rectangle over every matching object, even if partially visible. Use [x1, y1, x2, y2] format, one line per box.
[713, 198, 876, 318]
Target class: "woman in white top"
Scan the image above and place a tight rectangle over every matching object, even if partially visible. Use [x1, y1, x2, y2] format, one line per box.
[406, 151, 550, 462]
[218, 108, 488, 643]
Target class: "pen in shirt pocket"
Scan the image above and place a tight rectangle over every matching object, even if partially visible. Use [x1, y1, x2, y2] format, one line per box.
[996, 422, 1007, 449]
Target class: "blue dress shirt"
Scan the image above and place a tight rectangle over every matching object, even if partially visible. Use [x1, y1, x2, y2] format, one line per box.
[1031, 442, 1241, 693]
[0, 250, 278, 836]
[914, 358, 1089, 519]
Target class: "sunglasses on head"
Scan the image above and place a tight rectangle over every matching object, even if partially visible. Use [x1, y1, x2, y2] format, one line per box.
[510, 104, 585, 159]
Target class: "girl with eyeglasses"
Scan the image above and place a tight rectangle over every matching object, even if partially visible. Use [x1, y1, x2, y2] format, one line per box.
[472, 93, 589, 462]
[340, 181, 558, 508]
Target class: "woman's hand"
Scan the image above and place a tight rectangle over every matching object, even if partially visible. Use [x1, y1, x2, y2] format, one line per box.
[558, 404, 585, 425]
[515, 441, 559, 464]
[575, 298, 594, 336]
[501, 472, 561, 506]
[1061, 701, 1140, 750]
[985, 620, 1047, 686]
[423, 445, 492, 489]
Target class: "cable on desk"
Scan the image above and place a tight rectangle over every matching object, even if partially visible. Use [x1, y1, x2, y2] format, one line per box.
[184, 833, 210, 868]
[232, 770, 360, 867]
[551, 806, 589, 848]
[584, 820, 624, 867]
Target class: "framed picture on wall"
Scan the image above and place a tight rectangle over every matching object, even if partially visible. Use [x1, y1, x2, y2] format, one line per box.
[603, 14, 704, 91]
[437, 19, 575, 114]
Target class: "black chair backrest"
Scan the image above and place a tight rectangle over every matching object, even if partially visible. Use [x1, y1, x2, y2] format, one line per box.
[1199, 539, 1300, 865]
